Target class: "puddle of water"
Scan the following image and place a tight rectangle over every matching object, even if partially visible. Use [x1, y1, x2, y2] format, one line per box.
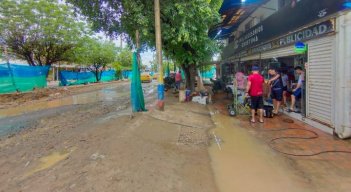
[26, 148, 75, 177]
[0, 86, 129, 119]
[208, 111, 312, 192]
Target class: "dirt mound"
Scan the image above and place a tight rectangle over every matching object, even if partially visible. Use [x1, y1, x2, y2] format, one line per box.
[0, 88, 68, 109]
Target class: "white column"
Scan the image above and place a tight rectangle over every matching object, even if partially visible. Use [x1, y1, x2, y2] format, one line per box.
[335, 11, 351, 139]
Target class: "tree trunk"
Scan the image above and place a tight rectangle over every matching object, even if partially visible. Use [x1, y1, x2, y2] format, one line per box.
[135, 30, 141, 68]
[182, 64, 196, 92]
[93, 65, 100, 82]
[95, 70, 100, 82]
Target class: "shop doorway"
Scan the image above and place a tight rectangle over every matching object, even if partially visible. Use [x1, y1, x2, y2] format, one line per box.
[277, 53, 307, 116]
[257, 53, 307, 116]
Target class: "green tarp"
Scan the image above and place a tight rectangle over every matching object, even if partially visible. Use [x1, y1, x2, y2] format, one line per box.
[0, 64, 49, 94]
[130, 52, 146, 112]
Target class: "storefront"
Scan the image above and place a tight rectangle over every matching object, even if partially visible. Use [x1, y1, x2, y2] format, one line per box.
[220, 0, 351, 138]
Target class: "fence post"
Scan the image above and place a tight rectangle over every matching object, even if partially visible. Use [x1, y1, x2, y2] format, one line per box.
[3, 45, 17, 92]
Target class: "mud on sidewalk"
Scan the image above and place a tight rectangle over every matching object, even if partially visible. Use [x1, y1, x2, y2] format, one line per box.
[208, 92, 351, 192]
[0, 94, 218, 191]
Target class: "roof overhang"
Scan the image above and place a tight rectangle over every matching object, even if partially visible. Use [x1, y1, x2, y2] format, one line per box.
[209, 0, 269, 39]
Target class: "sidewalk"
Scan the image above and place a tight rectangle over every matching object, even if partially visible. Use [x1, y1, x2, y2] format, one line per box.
[209, 92, 351, 192]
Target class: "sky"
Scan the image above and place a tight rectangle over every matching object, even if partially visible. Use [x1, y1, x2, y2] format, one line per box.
[141, 51, 154, 67]
[95, 32, 155, 67]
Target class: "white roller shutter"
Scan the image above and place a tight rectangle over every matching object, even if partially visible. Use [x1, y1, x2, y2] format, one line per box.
[306, 36, 335, 127]
[260, 45, 296, 59]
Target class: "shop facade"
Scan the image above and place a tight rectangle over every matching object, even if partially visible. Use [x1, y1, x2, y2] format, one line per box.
[220, 0, 351, 138]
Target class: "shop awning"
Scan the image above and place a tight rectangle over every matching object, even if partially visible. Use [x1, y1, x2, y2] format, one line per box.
[209, 0, 269, 39]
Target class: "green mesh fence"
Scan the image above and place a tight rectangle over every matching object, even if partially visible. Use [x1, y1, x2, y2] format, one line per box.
[0, 64, 49, 94]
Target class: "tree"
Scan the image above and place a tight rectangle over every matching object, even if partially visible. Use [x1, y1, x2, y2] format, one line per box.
[70, 37, 117, 82]
[116, 48, 133, 69]
[0, 0, 87, 66]
[67, 0, 222, 91]
[111, 47, 133, 78]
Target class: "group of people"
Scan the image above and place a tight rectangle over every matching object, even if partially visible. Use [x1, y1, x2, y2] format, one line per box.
[267, 66, 304, 114]
[244, 65, 304, 123]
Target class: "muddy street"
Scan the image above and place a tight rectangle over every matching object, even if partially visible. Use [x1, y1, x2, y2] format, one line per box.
[0, 81, 154, 137]
[1, 81, 351, 192]
[0, 82, 218, 192]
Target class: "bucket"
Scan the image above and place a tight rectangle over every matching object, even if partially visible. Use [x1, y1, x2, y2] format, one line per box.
[179, 90, 186, 102]
[263, 105, 274, 118]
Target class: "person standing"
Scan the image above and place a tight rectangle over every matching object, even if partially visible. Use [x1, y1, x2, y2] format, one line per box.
[268, 67, 284, 115]
[235, 71, 246, 104]
[281, 70, 289, 107]
[289, 66, 304, 112]
[175, 70, 182, 90]
[246, 66, 264, 123]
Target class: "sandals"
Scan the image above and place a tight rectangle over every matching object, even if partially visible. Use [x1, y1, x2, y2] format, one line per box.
[250, 119, 264, 123]
[287, 109, 295, 113]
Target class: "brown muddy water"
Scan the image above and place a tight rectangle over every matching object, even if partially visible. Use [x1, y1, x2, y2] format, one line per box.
[208, 108, 313, 192]
[0, 83, 156, 137]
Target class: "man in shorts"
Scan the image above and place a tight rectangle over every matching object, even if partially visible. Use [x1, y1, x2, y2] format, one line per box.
[281, 70, 289, 107]
[175, 70, 182, 90]
[246, 66, 264, 123]
[268, 67, 284, 115]
[289, 66, 304, 112]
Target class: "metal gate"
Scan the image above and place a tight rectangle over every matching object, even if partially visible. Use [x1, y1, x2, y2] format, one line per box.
[260, 45, 296, 59]
[306, 35, 335, 127]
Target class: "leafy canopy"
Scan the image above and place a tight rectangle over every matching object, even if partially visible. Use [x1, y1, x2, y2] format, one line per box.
[115, 48, 133, 69]
[67, 0, 222, 89]
[67, 0, 223, 66]
[0, 0, 87, 66]
[68, 37, 117, 81]
[70, 37, 116, 67]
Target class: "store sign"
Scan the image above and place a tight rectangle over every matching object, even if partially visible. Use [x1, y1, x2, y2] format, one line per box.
[227, 0, 347, 57]
[234, 25, 264, 50]
[294, 42, 307, 53]
[279, 21, 334, 46]
[236, 19, 335, 57]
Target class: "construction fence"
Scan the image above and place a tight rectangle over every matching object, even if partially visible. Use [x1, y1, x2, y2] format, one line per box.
[59, 70, 117, 86]
[0, 63, 49, 94]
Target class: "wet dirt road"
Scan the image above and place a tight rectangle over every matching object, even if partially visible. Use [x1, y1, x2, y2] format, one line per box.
[0, 81, 154, 137]
[0, 81, 218, 192]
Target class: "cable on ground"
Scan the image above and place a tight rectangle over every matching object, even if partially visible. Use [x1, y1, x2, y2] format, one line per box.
[262, 128, 351, 157]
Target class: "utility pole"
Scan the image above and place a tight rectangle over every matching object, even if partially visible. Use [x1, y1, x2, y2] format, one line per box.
[155, 0, 164, 110]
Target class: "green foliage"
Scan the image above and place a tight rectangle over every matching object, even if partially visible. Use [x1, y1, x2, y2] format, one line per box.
[69, 37, 117, 81]
[116, 48, 133, 69]
[67, 0, 223, 89]
[67, 0, 222, 64]
[111, 48, 133, 78]
[0, 0, 87, 66]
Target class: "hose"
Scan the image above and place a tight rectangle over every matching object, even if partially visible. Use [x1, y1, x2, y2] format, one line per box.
[263, 128, 351, 157]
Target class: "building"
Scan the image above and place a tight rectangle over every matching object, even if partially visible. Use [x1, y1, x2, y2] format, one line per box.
[210, 0, 351, 139]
